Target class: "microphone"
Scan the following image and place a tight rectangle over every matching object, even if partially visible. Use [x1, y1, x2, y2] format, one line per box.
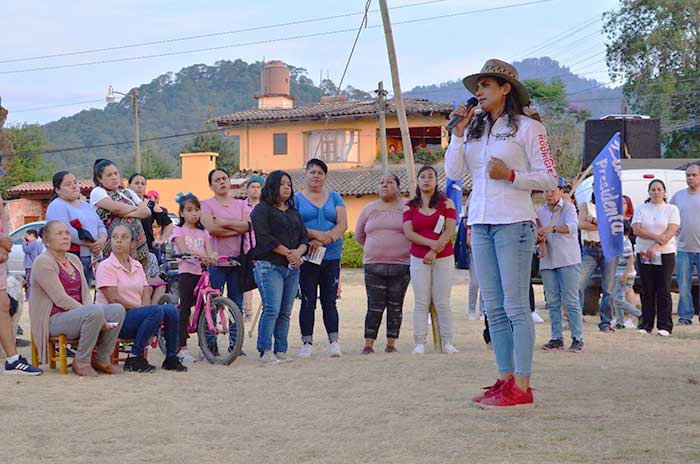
[446, 97, 479, 131]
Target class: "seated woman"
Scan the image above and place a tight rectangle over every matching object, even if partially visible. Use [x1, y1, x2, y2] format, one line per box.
[95, 224, 186, 373]
[29, 221, 125, 376]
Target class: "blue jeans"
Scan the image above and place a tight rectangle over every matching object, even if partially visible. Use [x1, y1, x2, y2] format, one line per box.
[614, 276, 642, 322]
[471, 221, 536, 377]
[541, 264, 584, 340]
[119, 304, 179, 357]
[207, 266, 244, 348]
[676, 251, 700, 321]
[578, 246, 616, 329]
[299, 259, 340, 344]
[79, 255, 94, 287]
[254, 261, 299, 353]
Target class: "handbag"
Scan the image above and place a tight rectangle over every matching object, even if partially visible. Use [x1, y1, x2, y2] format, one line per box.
[237, 222, 257, 293]
[454, 217, 470, 270]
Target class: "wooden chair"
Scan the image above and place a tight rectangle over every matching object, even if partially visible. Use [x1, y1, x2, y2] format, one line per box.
[30, 334, 79, 375]
[110, 339, 148, 365]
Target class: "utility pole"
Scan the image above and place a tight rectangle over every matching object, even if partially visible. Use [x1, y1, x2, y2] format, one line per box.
[376, 81, 389, 173]
[132, 89, 141, 173]
[379, 0, 415, 193]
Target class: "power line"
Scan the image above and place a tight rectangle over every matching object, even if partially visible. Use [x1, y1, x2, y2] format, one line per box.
[11, 99, 105, 113]
[517, 15, 600, 60]
[0, 0, 454, 65]
[0, 0, 554, 75]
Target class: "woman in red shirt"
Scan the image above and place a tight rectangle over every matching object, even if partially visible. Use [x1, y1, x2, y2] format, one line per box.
[403, 166, 457, 354]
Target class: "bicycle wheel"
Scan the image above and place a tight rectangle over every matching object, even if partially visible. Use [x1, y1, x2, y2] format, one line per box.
[197, 296, 244, 365]
[156, 293, 179, 355]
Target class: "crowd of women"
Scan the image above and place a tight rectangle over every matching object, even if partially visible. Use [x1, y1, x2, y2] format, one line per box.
[3, 58, 696, 410]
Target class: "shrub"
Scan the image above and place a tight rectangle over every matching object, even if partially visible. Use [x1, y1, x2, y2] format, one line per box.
[341, 231, 364, 268]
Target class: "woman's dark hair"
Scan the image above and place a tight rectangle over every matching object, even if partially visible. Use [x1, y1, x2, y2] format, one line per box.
[41, 220, 64, 240]
[306, 158, 328, 174]
[93, 159, 117, 187]
[208, 168, 228, 185]
[408, 166, 445, 209]
[261, 170, 295, 208]
[128, 173, 146, 184]
[177, 193, 205, 230]
[466, 77, 526, 141]
[109, 223, 137, 242]
[623, 219, 632, 236]
[645, 178, 667, 203]
[26, 229, 38, 238]
[50, 170, 71, 201]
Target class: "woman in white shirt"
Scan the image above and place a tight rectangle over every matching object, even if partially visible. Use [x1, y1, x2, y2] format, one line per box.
[445, 59, 557, 408]
[632, 179, 680, 336]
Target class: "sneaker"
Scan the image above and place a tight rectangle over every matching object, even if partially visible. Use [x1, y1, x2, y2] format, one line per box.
[443, 343, 459, 353]
[658, 329, 671, 337]
[678, 319, 692, 326]
[162, 355, 188, 372]
[624, 318, 636, 329]
[412, 344, 425, 354]
[599, 325, 615, 333]
[638, 329, 650, 335]
[298, 343, 313, 358]
[610, 318, 618, 326]
[259, 351, 279, 364]
[177, 349, 197, 363]
[467, 312, 477, 321]
[361, 346, 374, 355]
[478, 377, 534, 409]
[531, 311, 544, 323]
[3, 355, 42, 376]
[568, 338, 584, 353]
[123, 356, 156, 373]
[542, 338, 564, 351]
[274, 352, 292, 363]
[328, 341, 342, 358]
[385, 346, 398, 353]
[471, 379, 505, 404]
[615, 323, 625, 330]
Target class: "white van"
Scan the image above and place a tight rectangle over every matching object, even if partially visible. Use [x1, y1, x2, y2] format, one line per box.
[574, 169, 688, 210]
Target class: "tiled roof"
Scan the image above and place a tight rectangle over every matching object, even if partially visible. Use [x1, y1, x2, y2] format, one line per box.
[6, 180, 94, 196]
[211, 98, 453, 126]
[230, 164, 472, 198]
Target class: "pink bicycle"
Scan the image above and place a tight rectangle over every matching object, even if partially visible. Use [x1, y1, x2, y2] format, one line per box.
[158, 254, 244, 365]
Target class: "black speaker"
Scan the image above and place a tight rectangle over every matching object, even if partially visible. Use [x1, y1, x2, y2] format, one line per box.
[583, 118, 660, 169]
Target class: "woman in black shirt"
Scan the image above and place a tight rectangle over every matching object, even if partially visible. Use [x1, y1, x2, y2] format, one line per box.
[251, 170, 309, 363]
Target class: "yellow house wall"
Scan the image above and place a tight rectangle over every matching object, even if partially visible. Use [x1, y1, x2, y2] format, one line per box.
[226, 114, 447, 171]
[146, 152, 218, 213]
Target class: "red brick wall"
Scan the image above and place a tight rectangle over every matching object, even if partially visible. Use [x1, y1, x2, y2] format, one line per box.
[5, 198, 45, 231]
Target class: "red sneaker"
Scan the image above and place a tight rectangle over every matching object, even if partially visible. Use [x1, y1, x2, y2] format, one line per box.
[471, 379, 505, 404]
[478, 377, 534, 409]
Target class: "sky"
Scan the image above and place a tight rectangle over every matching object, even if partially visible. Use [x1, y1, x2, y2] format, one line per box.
[1, 0, 620, 126]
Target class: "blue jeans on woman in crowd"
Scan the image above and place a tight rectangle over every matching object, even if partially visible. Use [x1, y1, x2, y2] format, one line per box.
[119, 304, 179, 357]
[471, 221, 536, 377]
[254, 260, 299, 354]
[208, 265, 244, 348]
[578, 246, 616, 330]
[676, 251, 700, 322]
[541, 264, 584, 341]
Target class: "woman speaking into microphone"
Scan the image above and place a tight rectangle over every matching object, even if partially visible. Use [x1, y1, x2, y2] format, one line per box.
[445, 59, 557, 408]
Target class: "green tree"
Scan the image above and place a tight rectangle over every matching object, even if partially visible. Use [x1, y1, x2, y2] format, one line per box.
[182, 130, 240, 174]
[604, 0, 700, 157]
[524, 79, 589, 178]
[0, 124, 54, 196]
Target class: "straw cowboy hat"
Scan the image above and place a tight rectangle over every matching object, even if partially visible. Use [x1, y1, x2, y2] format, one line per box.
[462, 59, 530, 108]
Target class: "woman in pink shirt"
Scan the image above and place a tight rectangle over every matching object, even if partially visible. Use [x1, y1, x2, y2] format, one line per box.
[402, 166, 457, 355]
[95, 224, 186, 373]
[355, 173, 411, 354]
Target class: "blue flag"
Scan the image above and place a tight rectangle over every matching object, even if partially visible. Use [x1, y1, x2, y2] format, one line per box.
[445, 178, 463, 217]
[592, 133, 624, 260]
